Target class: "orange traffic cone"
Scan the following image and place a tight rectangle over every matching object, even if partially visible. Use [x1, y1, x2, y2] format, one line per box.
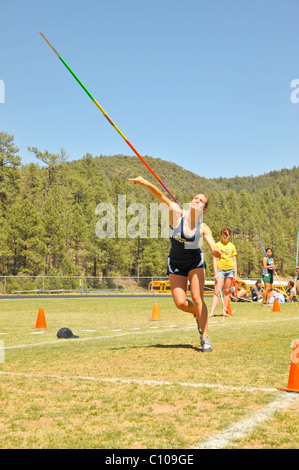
[272, 298, 280, 312]
[151, 303, 161, 321]
[224, 301, 233, 316]
[35, 307, 47, 329]
[278, 340, 299, 392]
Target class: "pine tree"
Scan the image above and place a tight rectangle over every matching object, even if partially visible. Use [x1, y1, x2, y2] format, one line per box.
[0, 131, 21, 213]
[5, 197, 46, 275]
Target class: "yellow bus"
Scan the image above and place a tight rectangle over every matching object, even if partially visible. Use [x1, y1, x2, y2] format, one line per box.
[148, 278, 288, 296]
[148, 279, 215, 295]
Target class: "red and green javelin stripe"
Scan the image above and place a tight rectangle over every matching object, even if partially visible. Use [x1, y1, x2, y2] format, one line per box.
[39, 32, 180, 206]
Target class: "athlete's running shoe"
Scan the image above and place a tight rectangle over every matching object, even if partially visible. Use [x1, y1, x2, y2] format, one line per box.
[200, 334, 213, 352]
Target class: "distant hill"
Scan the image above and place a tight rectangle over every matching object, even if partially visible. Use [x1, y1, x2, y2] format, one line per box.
[69, 153, 299, 201]
[0, 130, 298, 280]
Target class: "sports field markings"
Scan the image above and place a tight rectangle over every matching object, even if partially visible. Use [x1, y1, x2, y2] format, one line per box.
[2, 316, 299, 351]
[198, 391, 299, 449]
[0, 370, 279, 393]
[1, 369, 295, 448]
[1, 326, 196, 350]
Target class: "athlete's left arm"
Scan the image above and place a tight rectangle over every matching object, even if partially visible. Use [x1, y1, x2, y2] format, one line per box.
[202, 223, 222, 259]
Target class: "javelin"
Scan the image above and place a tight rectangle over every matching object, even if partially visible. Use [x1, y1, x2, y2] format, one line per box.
[256, 235, 287, 295]
[39, 31, 180, 206]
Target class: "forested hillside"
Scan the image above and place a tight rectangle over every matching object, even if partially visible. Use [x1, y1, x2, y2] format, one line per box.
[0, 131, 298, 279]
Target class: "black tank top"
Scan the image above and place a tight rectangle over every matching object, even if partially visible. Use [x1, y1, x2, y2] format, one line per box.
[169, 211, 202, 263]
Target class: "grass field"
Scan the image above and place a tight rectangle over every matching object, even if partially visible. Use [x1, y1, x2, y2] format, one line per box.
[0, 295, 299, 449]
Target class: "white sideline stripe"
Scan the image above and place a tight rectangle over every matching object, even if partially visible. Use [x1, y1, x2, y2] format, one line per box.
[0, 371, 278, 393]
[0, 326, 196, 350]
[1, 316, 299, 351]
[198, 392, 299, 449]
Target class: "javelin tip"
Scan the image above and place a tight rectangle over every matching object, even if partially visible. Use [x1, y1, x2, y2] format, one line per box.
[39, 31, 60, 57]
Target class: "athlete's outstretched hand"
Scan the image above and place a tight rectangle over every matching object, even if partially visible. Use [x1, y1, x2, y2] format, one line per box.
[129, 176, 148, 186]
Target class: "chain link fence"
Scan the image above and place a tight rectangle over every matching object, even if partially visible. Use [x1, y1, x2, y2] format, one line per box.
[0, 276, 171, 295]
[0, 275, 283, 297]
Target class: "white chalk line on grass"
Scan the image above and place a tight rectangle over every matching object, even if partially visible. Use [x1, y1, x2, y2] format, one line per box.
[198, 391, 299, 449]
[1, 315, 299, 351]
[0, 326, 197, 350]
[0, 372, 296, 449]
[2, 316, 298, 449]
[1, 370, 294, 449]
[0, 370, 297, 449]
[0, 370, 278, 393]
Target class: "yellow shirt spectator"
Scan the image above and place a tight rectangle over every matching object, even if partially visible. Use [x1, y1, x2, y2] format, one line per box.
[209, 227, 237, 319]
[216, 241, 237, 271]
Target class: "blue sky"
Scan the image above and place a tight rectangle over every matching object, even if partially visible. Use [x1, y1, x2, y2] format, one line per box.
[1, 0, 298, 179]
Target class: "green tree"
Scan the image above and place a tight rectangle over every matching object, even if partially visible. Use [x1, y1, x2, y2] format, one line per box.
[5, 197, 46, 275]
[41, 190, 68, 274]
[27, 147, 68, 197]
[0, 131, 21, 213]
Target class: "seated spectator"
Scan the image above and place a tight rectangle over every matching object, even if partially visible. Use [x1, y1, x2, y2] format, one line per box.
[268, 291, 285, 304]
[285, 281, 296, 302]
[237, 286, 249, 301]
[251, 280, 264, 302]
[230, 285, 249, 302]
